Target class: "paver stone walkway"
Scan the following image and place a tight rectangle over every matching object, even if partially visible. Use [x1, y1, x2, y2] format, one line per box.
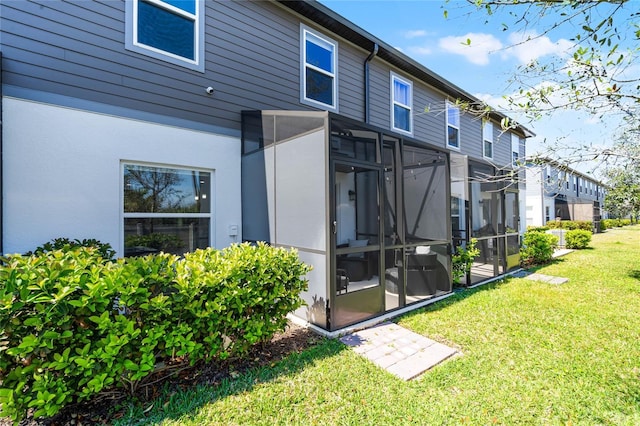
[339, 322, 457, 380]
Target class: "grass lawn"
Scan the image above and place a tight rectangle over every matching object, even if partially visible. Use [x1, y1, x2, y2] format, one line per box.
[117, 225, 640, 425]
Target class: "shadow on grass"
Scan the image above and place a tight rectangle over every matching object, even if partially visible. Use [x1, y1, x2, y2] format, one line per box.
[629, 270, 640, 281]
[400, 257, 570, 321]
[400, 277, 512, 319]
[113, 338, 345, 425]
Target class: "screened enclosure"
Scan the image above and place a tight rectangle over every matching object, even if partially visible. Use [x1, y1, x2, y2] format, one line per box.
[242, 111, 451, 331]
[452, 159, 521, 286]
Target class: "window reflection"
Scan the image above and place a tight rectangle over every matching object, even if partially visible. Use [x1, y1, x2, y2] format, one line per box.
[124, 165, 210, 213]
[123, 164, 211, 257]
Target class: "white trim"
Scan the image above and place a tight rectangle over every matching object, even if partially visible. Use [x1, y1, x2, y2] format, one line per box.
[390, 72, 413, 136]
[511, 133, 520, 166]
[446, 101, 460, 150]
[300, 24, 338, 112]
[125, 0, 205, 73]
[120, 161, 214, 254]
[482, 120, 493, 160]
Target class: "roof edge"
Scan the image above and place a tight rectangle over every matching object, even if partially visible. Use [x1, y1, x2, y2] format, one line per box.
[276, 0, 536, 138]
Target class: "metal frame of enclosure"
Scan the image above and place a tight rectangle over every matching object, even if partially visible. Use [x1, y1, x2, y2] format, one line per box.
[242, 110, 452, 331]
[450, 154, 521, 286]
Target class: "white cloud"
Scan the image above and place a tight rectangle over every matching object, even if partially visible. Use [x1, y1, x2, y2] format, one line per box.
[504, 31, 573, 65]
[406, 45, 433, 56]
[404, 29, 428, 39]
[474, 93, 510, 112]
[438, 33, 503, 66]
[434, 30, 572, 66]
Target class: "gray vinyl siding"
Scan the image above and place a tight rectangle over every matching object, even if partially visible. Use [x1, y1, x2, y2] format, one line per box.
[1, 1, 310, 129]
[368, 60, 446, 147]
[413, 84, 446, 147]
[336, 41, 365, 120]
[458, 113, 482, 159]
[492, 125, 512, 166]
[367, 60, 391, 130]
[1, 0, 373, 132]
[2, 0, 525, 160]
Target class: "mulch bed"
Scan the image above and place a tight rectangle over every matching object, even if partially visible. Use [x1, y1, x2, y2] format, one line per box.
[1, 323, 322, 426]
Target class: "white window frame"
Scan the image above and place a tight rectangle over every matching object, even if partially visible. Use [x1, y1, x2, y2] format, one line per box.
[446, 101, 460, 150]
[390, 72, 413, 135]
[121, 161, 213, 255]
[511, 133, 520, 167]
[125, 0, 205, 72]
[300, 25, 338, 111]
[483, 120, 493, 159]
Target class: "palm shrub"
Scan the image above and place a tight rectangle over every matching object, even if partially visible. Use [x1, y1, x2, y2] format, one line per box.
[565, 229, 592, 249]
[520, 229, 559, 267]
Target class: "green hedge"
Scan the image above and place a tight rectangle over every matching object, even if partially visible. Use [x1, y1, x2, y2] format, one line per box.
[520, 229, 559, 267]
[565, 229, 592, 249]
[0, 242, 310, 422]
[545, 220, 593, 231]
[601, 218, 632, 230]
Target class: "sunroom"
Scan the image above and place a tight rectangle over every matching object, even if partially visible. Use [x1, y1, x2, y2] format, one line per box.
[241, 110, 451, 331]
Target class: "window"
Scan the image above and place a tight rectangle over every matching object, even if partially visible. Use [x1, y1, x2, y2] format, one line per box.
[126, 0, 204, 72]
[391, 73, 412, 134]
[123, 163, 212, 256]
[483, 120, 493, 159]
[301, 26, 337, 111]
[446, 102, 460, 149]
[511, 134, 520, 167]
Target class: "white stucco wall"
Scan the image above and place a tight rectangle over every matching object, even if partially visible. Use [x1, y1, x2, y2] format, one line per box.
[2, 97, 241, 256]
[525, 167, 544, 227]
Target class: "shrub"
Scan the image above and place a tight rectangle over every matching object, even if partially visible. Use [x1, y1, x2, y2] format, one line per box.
[602, 218, 631, 229]
[0, 242, 310, 422]
[520, 229, 559, 267]
[546, 220, 592, 231]
[25, 237, 116, 260]
[565, 229, 592, 249]
[452, 238, 480, 286]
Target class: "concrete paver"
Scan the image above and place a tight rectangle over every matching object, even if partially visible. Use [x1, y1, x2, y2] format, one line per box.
[339, 322, 458, 380]
[526, 273, 568, 285]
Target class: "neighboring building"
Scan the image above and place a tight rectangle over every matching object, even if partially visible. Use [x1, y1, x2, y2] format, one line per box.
[1, 0, 532, 331]
[526, 159, 606, 230]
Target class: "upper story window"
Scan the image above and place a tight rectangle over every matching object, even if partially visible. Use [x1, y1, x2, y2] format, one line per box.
[391, 73, 412, 135]
[446, 102, 460, 149]
[301, 25, 338, 111]
[511, 133, 520, 167]
[483, 120, 493, 159]
[126, 0, 204, 72]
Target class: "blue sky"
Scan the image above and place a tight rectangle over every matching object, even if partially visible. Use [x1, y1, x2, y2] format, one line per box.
[319, 0, 626, 175]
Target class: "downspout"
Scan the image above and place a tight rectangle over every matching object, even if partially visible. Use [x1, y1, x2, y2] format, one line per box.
[364, 43, 378, 124]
